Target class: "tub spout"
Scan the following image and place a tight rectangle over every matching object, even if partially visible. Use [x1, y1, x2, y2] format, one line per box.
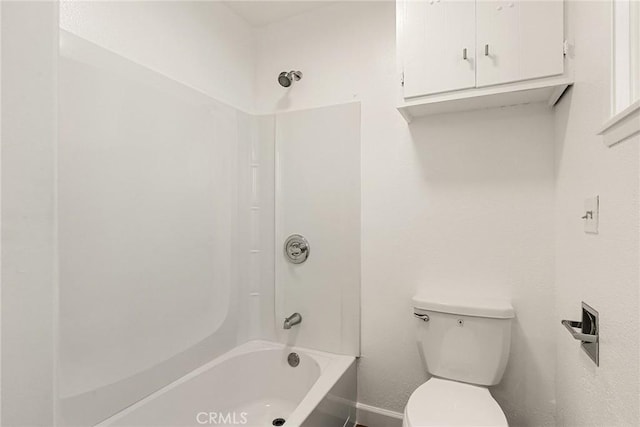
[283, 312, 302, 329]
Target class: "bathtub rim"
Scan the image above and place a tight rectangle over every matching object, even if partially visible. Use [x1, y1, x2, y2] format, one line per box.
[95, 340, 356, 427]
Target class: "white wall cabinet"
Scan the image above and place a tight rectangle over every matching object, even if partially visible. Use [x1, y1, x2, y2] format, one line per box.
[476, 0, 564, 87]
[403, 0, 476, 97]
[398, 0, 570, 121]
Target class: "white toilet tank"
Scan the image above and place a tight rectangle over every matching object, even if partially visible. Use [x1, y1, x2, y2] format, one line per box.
[413, 295, 515, 386]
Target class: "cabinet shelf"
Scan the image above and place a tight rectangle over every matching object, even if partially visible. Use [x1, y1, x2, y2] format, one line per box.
[397, 76, 572, 122]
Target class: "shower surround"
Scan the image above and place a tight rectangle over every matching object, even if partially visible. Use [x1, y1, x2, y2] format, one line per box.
[58, 25, 360, 425]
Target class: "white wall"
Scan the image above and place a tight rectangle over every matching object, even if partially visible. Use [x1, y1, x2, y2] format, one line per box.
[255, 3, 557, 425]
[1, 1, 58, 425]
[274, 103, 361, 356]
[554, 1, 639, 425]
[60, 0, 255, 112]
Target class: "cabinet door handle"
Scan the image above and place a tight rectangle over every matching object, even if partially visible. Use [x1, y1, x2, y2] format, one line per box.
[484, 44, 489, 56]
[462, 48, 468, 60]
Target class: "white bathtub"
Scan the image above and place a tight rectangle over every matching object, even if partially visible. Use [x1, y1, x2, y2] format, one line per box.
[96, 341, 356, 427]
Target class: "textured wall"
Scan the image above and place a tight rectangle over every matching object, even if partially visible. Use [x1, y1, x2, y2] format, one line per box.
[254, 3, 557, 425]
[1, 2, 58, 425]
[554, 1, 640, 425]
[60, 0, 256, 112]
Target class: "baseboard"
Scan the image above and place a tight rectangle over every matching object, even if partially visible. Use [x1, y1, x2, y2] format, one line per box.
[355, 403, 403, 427]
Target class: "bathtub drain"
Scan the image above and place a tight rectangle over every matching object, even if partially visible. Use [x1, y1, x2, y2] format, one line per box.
[272, 418, 285, 426]
[287, 352, 300, 367]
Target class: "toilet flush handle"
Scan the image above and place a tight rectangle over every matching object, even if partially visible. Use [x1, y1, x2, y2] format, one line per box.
[414, 313, 430, 322]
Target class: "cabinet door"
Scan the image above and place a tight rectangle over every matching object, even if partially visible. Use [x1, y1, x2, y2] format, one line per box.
[402, 0, 476, 98]
[476, 0, 564, 87]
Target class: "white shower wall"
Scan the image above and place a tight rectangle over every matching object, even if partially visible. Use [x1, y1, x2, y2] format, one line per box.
[56, 5, 362, 423]
[236, 113, 277, 342]
[273, 103, 361, 356]
[56, 3, 263, 424]
[59, 33, 233, 397]
[57, 32, 256, 425]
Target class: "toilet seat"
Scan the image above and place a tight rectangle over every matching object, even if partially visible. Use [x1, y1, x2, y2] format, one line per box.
[403, 378, 508, 427]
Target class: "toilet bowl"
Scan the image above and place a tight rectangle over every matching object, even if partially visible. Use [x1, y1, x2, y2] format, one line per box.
[403, 295, 515, 427]
[403, 378, 507, 427]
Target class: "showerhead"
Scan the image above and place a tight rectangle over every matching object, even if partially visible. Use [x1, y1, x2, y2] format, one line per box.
[278, 70, 303, 88]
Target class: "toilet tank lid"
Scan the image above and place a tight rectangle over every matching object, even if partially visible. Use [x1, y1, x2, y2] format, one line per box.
[413, 295, 515, 319]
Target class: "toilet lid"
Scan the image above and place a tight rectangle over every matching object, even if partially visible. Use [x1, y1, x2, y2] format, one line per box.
[404, 378, 508, 427]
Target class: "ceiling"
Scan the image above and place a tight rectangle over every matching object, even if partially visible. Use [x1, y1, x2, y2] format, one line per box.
[224, 1, 335, 28]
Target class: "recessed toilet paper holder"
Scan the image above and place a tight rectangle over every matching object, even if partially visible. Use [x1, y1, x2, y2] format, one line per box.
[561, 302, 599, 366]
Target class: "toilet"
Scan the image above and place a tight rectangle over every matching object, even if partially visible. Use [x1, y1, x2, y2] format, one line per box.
[403, 295, 515, 427]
